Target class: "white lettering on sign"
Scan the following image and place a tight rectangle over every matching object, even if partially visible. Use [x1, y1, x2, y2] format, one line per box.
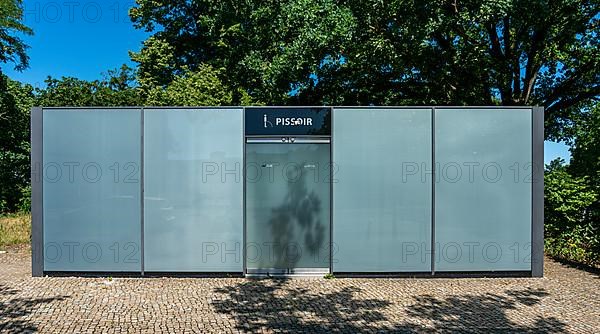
[275, 117, 313, 126]
[263, 114, 314, 128]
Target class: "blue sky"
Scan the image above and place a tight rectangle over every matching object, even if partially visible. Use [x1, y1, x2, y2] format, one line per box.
[545, 141, 570, 164]
[2, 0, 148, 88]
[2, 0, 571, 164]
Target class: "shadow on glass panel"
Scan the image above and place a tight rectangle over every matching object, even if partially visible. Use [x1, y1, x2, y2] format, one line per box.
[267, 165, 325, 269]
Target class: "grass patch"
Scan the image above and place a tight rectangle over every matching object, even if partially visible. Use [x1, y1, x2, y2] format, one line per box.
[0, 212, 31, 250]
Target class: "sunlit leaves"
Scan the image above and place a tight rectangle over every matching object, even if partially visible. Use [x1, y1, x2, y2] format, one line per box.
[129, 0, 599, 139]
[0, 0, 32, 71]
[146, 64, 234, 106]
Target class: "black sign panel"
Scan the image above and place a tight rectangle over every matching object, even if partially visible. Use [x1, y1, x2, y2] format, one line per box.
[245, 107, 331, 136]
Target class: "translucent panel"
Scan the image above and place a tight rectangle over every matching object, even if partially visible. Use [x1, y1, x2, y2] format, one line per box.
[43, 109, 141, 271]
[143, 108, 243, 272]
[333, 108, 432, 272]
[435, 108, 532, 271]
[245, 143, 331, 271]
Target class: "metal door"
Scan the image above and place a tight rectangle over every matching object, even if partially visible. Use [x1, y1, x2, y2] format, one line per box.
[245, 138, 331, 276]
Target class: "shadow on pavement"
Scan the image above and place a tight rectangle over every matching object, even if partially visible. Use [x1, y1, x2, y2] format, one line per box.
[407, 287, 566, 332]
[212, 279, 396, 332]
[550, 256, 600, 279]
[0, 283, 68, 332]
[212, 280, 567, 333]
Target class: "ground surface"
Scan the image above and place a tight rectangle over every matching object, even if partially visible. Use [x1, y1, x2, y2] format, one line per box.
[1, 247, 599, 333]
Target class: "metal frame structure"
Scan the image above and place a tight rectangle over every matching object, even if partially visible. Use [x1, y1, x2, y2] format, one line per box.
[31, 106, 544, 277]
[31, 107, 43, 277]
[243, 106, 333, 277]
[531, 107, 545, 277]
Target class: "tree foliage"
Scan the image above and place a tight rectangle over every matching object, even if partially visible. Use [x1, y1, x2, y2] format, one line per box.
[569, 103, 600, 187]
[0, 74, 34, 212]
[146, 64, 234, 106]
[33, 62, 248, 108]
[559, 103, 600, 265]
[130, 37, 251, 106]
[130, 0, 599, 140]
[545, 159, 599, 265]
[0, 0, 32, 212]
[129, 0, 357, 105]
[0, 0, 32, 72]
[130, 36, 178, 95]
[35, 65, 143, 107]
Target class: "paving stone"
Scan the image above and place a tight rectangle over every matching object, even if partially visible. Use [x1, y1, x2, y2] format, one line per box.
[0, 248, 598, 333]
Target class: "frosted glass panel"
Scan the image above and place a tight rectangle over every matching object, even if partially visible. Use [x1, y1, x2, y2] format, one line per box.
[333, 108, 432, 272]
[143, 108, 243, 272]
[435, 108, 532, 271]
[43, 109, 141, 271]
[245, 143, 331, 271]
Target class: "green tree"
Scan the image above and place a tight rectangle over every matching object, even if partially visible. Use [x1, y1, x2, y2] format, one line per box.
[565, 103, 600, 264]
[129, 36, 178, 96]
[0, 74, 34, 212]
[569, 103, 600, 187]
[545, 159, 599, 265]
[146, 65, 233, 106]
[36, 65, 143, 107]
[129, 0, 599, 140]
[145, 64, 260, 106]
[129, 0, 355, 105]
[0, 0, 32, 72]
[0, 0, 32, 212]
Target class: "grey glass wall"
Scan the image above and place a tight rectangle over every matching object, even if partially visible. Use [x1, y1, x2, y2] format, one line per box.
[34, 106, 541, 276]
[143, 108, 243, 272]
[43, 108, 142, 271]
[333, 108, 433, 272]
[435, 108, 532, 271]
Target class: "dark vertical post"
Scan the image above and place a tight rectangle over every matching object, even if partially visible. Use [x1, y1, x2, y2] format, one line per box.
[531, 107, 545, 277]
[140, 107, 145, 276]
[31, 107, 44, 277]
[329, 107, 334, 275]
[431, 107, 436, 276]
[242, 107, 246, 276]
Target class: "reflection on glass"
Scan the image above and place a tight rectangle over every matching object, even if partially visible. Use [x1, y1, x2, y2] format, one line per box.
[332, 108, 432, 272]
[143, 108, 243, 272]
[246, 143, 331, 271]
[435, 108, 532, 271]
[43, 109, 142, 272]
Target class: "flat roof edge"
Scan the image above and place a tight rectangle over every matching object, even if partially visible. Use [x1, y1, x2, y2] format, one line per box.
[35, 105, 541, 110]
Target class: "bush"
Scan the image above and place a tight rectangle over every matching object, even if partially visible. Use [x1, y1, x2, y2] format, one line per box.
[18, 185, 31, 213]
[544, 159, 599, 265]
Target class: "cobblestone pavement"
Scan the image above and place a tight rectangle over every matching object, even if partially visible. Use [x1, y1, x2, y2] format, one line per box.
[1, 248, 599, 333]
